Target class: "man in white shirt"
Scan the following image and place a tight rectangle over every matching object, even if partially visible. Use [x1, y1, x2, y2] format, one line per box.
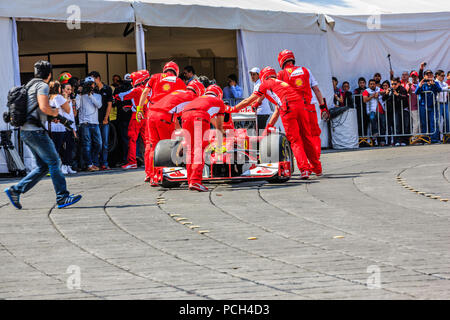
[249, 67, 275, 132]
[363, 79, 384, 144]
[76, 76, 103, 171]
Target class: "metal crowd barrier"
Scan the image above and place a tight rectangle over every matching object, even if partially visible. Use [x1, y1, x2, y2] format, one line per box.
[352, 89, 449, 146]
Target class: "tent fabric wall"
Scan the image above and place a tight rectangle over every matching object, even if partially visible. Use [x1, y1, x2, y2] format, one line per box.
[237, 30, 333, 147]
[0, 18, 21, 173]
[327, 28, 450, 91]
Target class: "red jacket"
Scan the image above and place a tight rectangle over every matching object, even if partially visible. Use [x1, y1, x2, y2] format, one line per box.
[146, 73, 186, 103]
[182, 95, 227, 121]
[149, 90, 196, 116]
[255, 78, 302, 113]
[277, 66, 313, 104]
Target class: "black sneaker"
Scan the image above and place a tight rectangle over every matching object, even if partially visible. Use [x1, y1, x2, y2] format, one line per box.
[57, 194, 82, 209]
[4, 187, 22, 209]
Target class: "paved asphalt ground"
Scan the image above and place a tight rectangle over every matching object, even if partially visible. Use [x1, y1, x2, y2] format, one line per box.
[0, 144, 449, 300]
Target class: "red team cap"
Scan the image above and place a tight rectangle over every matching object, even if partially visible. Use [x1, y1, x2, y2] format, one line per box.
[259, 67, 277, 82]
[187, 79, 206, 97]
[277, 49, 295, 69]
[163, 61, 180, 77]
[205, 84, 223, 100]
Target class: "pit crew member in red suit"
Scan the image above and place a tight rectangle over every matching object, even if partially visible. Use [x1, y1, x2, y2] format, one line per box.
[136, 61, 186, 181]
[181, 85, 226, 192]
[277, 49, 329, 166]
[147, 79, 206, 186]
[115, 70, 150, 171]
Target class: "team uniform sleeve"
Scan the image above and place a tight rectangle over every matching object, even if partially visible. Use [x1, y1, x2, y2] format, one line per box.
[307, 68, 319, 87]
[255, 81, 267, 97]
[276, 70, 286, 81]
[362, 90, 369, 97]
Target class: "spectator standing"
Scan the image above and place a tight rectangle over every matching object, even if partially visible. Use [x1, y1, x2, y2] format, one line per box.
[415, 69, 442, 143]
[4, 60, 82, 209]
[435, 70, 449, 137]
[112, 73, 133, 167]
[76, 76, 103, 171]
[183, 66, 198, 85]
[354, 77, 368, 137]
[249, 67, 274, 131]
[446, 71, 450, 86]
[111, 74, 122, 89]
[382, 77, 409, 146]
[61, 83, 78, 174]
[363, 79, 383, 144]
[223, 74, 243, 105]
[406, 71, 421, 138]
[332, 77, 343, 106]
[47, 81, 71, 174]
[340, 81, 353, 108]
[400, 71, 410, 88]
[374, 73, 382, 88]
[89, 71, 113, 170]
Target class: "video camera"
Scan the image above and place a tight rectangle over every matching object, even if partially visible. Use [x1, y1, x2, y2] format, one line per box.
[81, 80, 94, 95]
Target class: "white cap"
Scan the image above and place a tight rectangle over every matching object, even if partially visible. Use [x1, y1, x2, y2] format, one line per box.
[84, 76, 95, 83]
[249, 67, 260, 74]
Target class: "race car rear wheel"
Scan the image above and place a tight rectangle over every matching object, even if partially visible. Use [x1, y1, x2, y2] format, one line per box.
[259, 133, 293, 183]
[154, 139, 185, 167]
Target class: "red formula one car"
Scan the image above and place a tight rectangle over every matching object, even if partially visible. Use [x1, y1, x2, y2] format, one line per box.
[152, 109, 293, 188]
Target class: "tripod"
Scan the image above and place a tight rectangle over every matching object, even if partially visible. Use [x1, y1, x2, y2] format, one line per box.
[0, 130, 26, 177]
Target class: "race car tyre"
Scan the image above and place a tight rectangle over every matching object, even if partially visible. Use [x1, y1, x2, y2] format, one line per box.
[154, 139, 185, 167]
[259, 133, 293, 183]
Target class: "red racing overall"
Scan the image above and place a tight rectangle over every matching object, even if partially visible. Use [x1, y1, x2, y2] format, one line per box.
[181, 95, 226, 185]
[116, 86, 149, 169]
[256, 78, 322, 174]
[147, 89, 197, 183]
[278, 66, 322, 159]
[144, 73, 186, 177]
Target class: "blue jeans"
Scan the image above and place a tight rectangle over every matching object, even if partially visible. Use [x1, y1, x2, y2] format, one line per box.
[439, 102, 449, 134]
[419, 104, 439, 143]
[12, 130, 69, 202]
[99, 123, 109, 167]
[80, 123, 102, 167]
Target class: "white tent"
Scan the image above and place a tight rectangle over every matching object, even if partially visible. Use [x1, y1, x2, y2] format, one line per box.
[1, 0, 449, 172]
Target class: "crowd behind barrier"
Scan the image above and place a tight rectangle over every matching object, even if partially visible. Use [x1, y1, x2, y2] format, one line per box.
[333, 68, 450, 147]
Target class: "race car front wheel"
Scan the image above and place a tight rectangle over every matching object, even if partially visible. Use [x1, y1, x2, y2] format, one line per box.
[259, 133, 293, 183]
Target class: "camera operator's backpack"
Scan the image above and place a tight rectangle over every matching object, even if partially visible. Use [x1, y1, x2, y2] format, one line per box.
[5, 79, 43, 127]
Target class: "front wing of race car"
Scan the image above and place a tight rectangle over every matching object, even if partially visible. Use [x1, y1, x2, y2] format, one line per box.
[153, 161, 292, 185]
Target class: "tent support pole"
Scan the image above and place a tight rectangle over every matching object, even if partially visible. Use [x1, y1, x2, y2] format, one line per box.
[135, 23, 146, 70]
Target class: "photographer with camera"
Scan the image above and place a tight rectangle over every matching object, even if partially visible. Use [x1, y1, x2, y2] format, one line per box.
[4, 60, 82, 210]
[75, 76, 103, 172]
[415, 69, 442, 143]
[89, 71, 113, 171]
